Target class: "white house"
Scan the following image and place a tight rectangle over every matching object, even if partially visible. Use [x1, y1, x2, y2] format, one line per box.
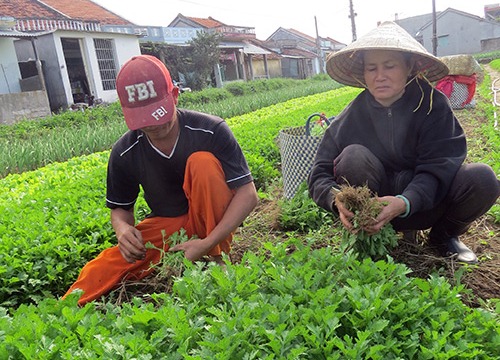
[0, 0, 142, 117]
[15, 29, 140, 110]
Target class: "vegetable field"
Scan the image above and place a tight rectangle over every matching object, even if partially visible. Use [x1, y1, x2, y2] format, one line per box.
[0, 74, 499, 358]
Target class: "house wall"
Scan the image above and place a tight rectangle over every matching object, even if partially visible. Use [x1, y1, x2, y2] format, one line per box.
[420, 13, 481, 55]
[481, 37, 500, 52]
[267, 29, 316, 53]
[160, 27, 203, 44]
[0, 38, 22, 94]
[15, 31, 140, 110]
[281, 58, 299, 78]
[16, 35, 67, 111]
[0, 90, 51, 124]
[252, 58, 281, 78]
[110, 33, 142, 69]
[480, 20, 500, 44]
[396, 14, 435, 38]
[51, 31, 140, 105]
[417, 13, 500, 55]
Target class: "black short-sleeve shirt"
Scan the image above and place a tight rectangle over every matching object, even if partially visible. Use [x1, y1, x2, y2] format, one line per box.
[106, 109, 253, 217]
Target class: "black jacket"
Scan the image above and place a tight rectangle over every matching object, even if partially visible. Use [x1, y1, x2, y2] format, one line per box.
[308, 79, 466, 216]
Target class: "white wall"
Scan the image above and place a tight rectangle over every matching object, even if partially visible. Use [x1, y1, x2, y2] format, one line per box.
[52, 30, 141, 105]
[94, 32, 141, 103]
[0, 38, 22, 94]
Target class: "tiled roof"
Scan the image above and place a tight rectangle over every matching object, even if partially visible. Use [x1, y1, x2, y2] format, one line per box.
[0, 0, 66, 19]
[0, 0, 134, 25]
[287, 28, 316, 43]
[187, 16, 225, 29]
[281, 47, 317, 59]
[42, 0, 134, 25]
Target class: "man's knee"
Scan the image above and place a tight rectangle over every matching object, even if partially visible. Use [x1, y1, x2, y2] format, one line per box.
[187, 151, 218, 166]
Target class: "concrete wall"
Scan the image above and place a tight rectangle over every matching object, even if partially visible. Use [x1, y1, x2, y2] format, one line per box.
[0, 38, 22, 94]
[419, 12, 483, 55]
[90, 32, 141, 103]
[51, 30, 141, 106]
[20, 75, 43, 92]
[481, 37, 500, 52]
[15, 30, 141, 111]
[55, 31, 141, 104]
[0, 90, 51, 125]
[404, 11, 500, 56]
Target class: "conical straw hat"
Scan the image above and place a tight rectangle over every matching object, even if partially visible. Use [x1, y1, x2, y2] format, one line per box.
[326, 21, 449, 87]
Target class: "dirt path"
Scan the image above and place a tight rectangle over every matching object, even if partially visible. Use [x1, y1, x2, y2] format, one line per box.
[449, 66, 500, 305]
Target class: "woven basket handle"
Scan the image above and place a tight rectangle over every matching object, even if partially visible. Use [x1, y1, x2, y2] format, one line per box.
[305, 113, 333, 136]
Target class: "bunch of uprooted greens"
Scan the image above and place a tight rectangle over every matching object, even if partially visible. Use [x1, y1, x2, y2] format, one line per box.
[334, 185, 398, 259]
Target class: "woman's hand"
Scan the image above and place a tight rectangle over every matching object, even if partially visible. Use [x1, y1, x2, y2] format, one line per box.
[335, 198, 355, 231]
[363, 195, 406, 235]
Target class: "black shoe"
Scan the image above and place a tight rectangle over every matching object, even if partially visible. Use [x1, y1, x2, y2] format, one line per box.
[431, 237, 478, 264]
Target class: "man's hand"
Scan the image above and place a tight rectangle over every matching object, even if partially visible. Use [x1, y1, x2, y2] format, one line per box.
[111, 208, 146, 263]
[117, 224, 146, 263]
[335, 195, 406, 235]
[168, 238, 212, 262]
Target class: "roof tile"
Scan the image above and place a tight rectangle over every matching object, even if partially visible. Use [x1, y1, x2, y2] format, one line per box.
[42, 0, 134, 25]
[0, 0, 133, 25]
[187, 16, 224, 29]
[0, 0, 65, 19]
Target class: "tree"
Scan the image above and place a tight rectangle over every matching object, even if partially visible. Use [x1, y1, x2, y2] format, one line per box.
[187, 31, 222, 90]
[140, 31, 222, 91]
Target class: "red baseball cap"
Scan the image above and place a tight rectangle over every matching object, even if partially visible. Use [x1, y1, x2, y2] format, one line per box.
[116, 55, 177, 130]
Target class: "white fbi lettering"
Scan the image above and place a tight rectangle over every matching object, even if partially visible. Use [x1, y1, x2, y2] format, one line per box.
[125, 80, 158, 103]
[152, 106, 168, 120]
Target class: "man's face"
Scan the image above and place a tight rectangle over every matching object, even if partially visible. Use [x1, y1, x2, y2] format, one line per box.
[363, 50, 412, 107]
[140, 111, 178, 140]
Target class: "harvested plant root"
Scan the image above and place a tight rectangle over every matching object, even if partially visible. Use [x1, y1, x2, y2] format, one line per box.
[333, 185, 398, 259]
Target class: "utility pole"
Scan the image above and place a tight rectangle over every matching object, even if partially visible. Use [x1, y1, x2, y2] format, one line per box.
[432, 0, 437, 55]
[349, 0, 357, 42]
[315, 16, 324, 73]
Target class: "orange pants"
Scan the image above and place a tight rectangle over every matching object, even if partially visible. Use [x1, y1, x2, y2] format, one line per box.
[63, 152, 234, 305]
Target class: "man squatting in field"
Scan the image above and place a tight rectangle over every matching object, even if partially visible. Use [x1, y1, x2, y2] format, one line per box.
[63, 55, 258, 305]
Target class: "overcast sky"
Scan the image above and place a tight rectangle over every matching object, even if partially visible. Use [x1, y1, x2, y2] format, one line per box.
[93, 0, 491, 44]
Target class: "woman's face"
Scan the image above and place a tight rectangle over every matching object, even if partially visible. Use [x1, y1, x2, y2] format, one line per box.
[363, 50, 412, 107]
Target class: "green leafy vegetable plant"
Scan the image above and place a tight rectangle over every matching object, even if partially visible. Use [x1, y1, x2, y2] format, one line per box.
[145, 228, 190, 276]
[334, 185, 399, 259]
[278, 181, 334, 232]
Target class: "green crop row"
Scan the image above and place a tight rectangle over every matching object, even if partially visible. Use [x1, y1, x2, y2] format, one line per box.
[1, 241, 498, 359]
[0, 152, 114, 306]
[0, 77, 341, 179]
[0, 78, 498, 358]
[0, 88, 359, 308]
